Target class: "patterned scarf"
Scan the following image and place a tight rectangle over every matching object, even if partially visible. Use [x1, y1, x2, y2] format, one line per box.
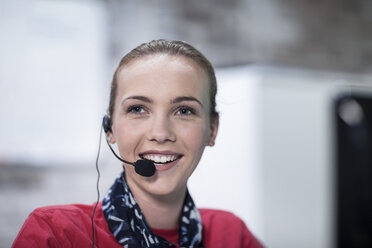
[102, 172, 204, 248]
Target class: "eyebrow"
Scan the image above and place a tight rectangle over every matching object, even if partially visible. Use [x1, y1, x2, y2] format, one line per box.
[171, 96, 203, 108]
[120, 96, 153, 105]
[121, 95, 203, 108]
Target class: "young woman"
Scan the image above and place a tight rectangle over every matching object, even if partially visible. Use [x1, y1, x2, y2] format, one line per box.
[12, 40, 263, 247]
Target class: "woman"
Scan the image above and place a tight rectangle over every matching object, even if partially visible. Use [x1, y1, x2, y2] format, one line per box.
[12, 40, 263, 247]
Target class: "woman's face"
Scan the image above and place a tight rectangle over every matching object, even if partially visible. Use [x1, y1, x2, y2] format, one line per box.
[110, 54, 218, 197]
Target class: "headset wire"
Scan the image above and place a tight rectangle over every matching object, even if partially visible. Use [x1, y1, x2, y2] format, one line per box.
[91, 125, 103, 248]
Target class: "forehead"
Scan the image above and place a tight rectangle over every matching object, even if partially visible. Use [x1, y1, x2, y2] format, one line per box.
[116, 54, 210, 98]
[119, 54, 207, 81]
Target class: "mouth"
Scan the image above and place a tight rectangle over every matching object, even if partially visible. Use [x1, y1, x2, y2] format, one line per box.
[139, 153, 183, 165]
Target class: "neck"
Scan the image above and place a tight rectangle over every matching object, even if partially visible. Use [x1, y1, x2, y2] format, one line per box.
[127, 178, 187, 229]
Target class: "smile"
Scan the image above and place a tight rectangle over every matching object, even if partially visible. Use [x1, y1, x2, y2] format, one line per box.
[140, 153, 182, 165]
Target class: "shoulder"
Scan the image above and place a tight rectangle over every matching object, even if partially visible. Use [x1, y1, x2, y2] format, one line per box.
[30, 203, 95, 219]
[199, 208, 245, 226]
[26, 203, 96, 228]
[28, 203, 104, 232]
[199, 208, 241, 218]
[12, 203, 104, 248]
[199, 208, 264, 248]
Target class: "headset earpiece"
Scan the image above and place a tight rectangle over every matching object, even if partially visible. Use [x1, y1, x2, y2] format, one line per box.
[102, 115, 112, 133]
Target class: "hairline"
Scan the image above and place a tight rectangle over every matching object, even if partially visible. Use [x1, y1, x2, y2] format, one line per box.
[108, 40, 218, 121]
[115, 52, 210, 85]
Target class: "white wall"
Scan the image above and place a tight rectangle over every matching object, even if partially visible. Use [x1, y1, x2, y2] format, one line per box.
[260, 68, 335, 248]
[0, 0, 107, 166]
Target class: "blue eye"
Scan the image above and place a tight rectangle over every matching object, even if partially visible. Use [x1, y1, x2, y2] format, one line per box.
[177, 107, 195, 116]
[127, 105, 146, 114]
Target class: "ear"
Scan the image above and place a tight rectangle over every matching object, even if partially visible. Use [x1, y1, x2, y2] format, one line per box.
[103, 115, 116, 143]
[107, 132, 116, 144]
[208, 115, 219, 146]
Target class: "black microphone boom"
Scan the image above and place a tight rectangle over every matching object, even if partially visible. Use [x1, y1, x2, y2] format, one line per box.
[105, 136, 156, 177]
[134, 159, 156, 177]
[102, 115, 156, 177]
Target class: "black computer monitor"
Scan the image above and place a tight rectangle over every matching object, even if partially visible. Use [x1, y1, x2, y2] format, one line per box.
[335, 95, 372, 248]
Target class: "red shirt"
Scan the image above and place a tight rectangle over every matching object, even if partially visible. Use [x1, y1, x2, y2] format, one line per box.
[12, 203, 264, 248]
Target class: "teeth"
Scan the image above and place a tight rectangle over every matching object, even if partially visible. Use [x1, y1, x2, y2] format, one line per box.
[142, 154, 178, 163]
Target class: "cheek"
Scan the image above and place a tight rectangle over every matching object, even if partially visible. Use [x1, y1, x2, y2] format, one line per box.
[114, 122, 144, 154]
[177, 123, 209, 153]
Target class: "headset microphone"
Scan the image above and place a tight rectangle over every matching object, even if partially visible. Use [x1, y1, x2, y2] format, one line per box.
[91, 115, 156, 248]
[102, 115, 156, 177]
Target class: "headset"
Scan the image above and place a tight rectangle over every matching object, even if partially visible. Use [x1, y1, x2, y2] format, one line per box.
[90, 115, 157, 247]
[102, 115, 156, 177]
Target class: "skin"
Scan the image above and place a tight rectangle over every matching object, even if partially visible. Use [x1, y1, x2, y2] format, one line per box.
[109, 54, 219, 229]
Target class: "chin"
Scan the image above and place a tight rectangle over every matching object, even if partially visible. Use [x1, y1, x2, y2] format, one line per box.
[125, 165, 189, 197]
[147, 175, 187, 197]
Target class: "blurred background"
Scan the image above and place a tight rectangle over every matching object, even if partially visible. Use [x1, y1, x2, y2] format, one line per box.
[1, 0, 371, 247]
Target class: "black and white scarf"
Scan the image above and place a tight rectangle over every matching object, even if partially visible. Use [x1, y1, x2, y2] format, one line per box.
[102, 172, 204, 248]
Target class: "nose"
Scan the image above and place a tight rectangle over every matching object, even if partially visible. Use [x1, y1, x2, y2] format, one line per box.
[147, 115, 176, 143]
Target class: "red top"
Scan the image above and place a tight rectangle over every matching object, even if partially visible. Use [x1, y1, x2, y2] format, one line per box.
[12, 203, 264, 248]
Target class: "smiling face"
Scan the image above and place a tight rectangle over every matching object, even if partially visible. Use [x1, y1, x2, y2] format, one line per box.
[110, 54, 218, 197]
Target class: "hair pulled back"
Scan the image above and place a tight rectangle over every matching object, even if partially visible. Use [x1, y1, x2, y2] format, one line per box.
[108, 39, 218, 120]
